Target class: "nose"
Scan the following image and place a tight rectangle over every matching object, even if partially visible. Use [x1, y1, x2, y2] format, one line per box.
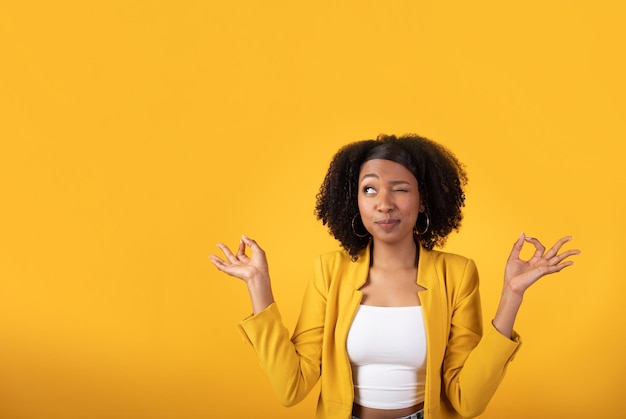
[376, 189, 394, 212]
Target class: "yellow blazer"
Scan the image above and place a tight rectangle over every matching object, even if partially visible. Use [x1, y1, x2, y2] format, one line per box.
[238, 244, 521, 419]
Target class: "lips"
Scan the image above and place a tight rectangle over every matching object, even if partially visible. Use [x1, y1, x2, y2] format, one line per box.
[375, 219, 400, 230]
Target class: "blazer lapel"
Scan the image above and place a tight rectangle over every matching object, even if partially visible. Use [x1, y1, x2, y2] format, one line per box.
[417, 245, 444, 342]
[417, 246, 446, 411]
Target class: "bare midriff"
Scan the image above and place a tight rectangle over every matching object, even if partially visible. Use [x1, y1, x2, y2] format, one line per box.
[352, 402, 424, 419]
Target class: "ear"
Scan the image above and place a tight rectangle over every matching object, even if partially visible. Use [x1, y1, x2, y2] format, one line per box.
[419, 201, 425, 212]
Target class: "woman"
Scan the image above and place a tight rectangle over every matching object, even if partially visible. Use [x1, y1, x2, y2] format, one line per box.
[209, 134, 579, 419]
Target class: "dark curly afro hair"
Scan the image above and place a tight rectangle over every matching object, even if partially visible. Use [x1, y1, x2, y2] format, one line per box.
[315, 133, 468, 259]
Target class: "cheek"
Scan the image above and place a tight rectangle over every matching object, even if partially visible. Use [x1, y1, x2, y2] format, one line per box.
[401, 195, 421, 211]
[357, 195, 367, 212]
[406, 201, 422, 221]
[357, 198, 375, 223]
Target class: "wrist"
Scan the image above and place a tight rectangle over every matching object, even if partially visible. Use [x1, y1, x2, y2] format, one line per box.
[246, 275, 274, 315]
[493, 289, 524, 339]
[500, 286, 524, 306]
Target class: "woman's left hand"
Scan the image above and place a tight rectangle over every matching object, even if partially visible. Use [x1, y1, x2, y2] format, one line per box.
[504, 233, 581, 297]
[492, 233, 580, 338]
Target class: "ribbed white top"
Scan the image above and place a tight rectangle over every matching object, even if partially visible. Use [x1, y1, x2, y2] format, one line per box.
[346, 305, 427, 409]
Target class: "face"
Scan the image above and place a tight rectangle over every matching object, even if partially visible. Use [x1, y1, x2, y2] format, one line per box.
[357, 159, 423, 246]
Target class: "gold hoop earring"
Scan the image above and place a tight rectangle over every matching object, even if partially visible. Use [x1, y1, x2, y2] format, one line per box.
[351, 214, 370, 238]
[414, 212, 430, 235]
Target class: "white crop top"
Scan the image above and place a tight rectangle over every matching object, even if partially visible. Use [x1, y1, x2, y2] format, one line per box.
[346, 305, 427, 409]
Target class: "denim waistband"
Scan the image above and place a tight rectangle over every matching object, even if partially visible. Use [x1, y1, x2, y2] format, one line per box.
[352, 409, 424, 419]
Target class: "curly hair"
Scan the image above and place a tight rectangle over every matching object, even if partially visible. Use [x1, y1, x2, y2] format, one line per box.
[315, 133, 468, 259]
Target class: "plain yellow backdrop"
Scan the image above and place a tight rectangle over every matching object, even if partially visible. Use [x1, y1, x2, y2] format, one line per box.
[1, 1, 624, 418]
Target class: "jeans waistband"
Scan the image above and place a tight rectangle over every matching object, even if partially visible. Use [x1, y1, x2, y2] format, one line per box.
[352, 409, 424, 419]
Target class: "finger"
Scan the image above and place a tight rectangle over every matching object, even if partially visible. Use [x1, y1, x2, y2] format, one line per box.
[524, 236, 546, 258]
[507, 232, 525, 262]
[553, 260, 575, 272]
[236, 238, 245, 255]
[236, 238, 249, 261]
[208, 254, 250, 281]
[549, 248, 581, 265]
[242, 234, 265, 255]
[539, 254, 578, 277]
[544, 236, 574, 260]
[540, 260, 575, 276]
[216, 242, 239, 264]
[208, 254, 228, 271]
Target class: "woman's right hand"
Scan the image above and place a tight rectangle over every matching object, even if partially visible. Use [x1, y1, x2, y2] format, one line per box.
[209, 235, 274, 314]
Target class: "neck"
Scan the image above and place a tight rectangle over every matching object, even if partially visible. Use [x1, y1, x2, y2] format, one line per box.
[370, 237, 419, 270]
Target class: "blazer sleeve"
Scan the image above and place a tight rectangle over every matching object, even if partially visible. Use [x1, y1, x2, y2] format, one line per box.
[442, 258, 522, 417]
[236, 256, 328, 407]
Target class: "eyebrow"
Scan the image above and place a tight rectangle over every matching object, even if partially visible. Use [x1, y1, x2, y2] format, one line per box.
[359, 174, 412, 185]
[360, 173, 379, 182]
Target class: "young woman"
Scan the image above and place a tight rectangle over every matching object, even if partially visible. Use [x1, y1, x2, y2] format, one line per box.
[209, 134, 579, 419]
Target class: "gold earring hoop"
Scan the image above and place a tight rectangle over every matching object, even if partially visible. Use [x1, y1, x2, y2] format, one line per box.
[351, 214, 370, 238]
[414, 212, 430, 235]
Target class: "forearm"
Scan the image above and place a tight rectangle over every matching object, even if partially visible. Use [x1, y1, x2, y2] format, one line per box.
[238, 303, 321, 406]
[492, 289, 523, 339]
[247, 276, 275, 315]
[443, 257, 522, 416]
[445, 324, 521, 417]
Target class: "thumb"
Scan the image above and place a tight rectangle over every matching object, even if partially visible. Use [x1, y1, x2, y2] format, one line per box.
[508, 232, 525, 262]
[242, 234, 265, 254]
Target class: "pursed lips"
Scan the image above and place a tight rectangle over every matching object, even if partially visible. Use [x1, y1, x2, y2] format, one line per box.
[375, 218, 400, 226]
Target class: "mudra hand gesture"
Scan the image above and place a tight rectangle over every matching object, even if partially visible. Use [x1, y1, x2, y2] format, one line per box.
[505, 233, 580, 296]
[493, 233, 580, 337]
[209, 235, 275, 314]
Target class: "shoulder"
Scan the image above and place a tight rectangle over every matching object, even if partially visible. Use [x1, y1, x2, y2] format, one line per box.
[315, 248, 359, 272]
[425, 247, 473, 268]
[311, 247, 368, 289]
[423, 248, 478, 286]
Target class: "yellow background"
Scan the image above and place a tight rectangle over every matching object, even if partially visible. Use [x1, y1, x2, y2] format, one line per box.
[1, 1, 624, 418]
